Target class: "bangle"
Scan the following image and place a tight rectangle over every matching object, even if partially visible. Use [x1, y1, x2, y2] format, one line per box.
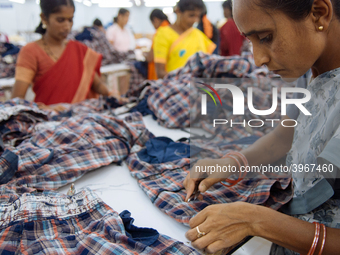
[308, 222, 321, 255]
[220, 151, 249, 187]
[227, 151, 249, 167]
[221, 155, 243, 187]
[318, 224, 326, 255]
[226, 151, 249, 178]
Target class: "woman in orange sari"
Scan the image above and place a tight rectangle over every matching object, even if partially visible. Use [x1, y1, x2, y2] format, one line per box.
[12, 0, 109, 110]
[144, 9, 171, 80]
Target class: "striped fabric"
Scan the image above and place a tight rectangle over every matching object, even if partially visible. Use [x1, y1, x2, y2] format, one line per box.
[126, 139, 293, 226]
[0, 188, 199, 255]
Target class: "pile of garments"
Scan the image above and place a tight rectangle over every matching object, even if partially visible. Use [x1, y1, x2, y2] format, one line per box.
[0, 53, 295, 254]
[70, 27, 134, 66]
[70, 27, 146, 96]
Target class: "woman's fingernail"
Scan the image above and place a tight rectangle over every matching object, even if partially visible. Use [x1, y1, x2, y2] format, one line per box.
[199, 184, 206, 192]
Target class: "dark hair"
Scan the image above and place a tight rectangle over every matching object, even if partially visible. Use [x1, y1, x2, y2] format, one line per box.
[176, 0, 205, 12]
[35, 0, 75, 34]
[222, 0, 232, 10]
[200, 3, 207, 17]
[150, 9, 169, 22]
[93, 18, 103, 27]
[114, 8, 130, 23]
[255, 0, 340, 21]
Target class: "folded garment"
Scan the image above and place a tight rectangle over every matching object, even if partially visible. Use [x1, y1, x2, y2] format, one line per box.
[1, 43, 20, 57]
[0, 42, 20, 78]
[0, 188, 199, 254]
[126, 137, 292, 226]
[75, 27, 93, 42]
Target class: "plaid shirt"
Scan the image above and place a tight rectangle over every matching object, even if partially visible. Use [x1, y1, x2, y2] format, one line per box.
[143, 53, 253, 129]
[126, 139, 293, 226]
[129, 53, 294, 135]
[0, 188, 199, 255]
[0, 99, 153, 193]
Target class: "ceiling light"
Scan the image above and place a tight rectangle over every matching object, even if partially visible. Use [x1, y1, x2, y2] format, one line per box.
[98, 0, 133, 8]
[9, 0, 25, 4]
[135, 0, 141, 6]
[144, 0, 178, 7]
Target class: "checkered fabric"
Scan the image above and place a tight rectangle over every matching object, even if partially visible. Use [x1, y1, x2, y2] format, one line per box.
[0, 188, 200, 255]
[126, 139, 293, 226]
[189, 75, 296, 139]
[0, 99, 153, 193]
[143, 53, 254, 128]
[125, 53, 294, 134]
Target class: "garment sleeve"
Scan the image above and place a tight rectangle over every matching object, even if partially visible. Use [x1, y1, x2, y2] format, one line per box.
[15, 44, 37, 84]
[153, 28, 170, 64]
[106, 26, 116, 43]
[317, 128, 340, 193]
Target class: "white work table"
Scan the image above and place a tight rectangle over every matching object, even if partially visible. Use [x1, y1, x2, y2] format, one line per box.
[57, 115, 272, 255]
[0, 78, 15, 102]
[0, 77, 15, 89]
[100, 63, 130, 74]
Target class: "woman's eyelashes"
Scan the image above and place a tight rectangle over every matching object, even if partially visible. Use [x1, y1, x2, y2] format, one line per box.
[259, 34, 273, 44]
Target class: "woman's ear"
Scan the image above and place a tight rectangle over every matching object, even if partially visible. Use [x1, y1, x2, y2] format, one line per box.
[174, 6, 180, 15]
[40, 13, 47, 24]
[311, 0, 333, 31]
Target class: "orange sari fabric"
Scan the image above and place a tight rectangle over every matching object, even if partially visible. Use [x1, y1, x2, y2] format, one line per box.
[15, 40, 102, 105]
[148, 20, 170, 80]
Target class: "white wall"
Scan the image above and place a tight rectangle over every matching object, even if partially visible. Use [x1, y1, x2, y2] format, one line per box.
[0, 0, 225, 38]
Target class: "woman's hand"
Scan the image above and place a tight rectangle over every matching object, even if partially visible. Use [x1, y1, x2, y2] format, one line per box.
[183, 158, 237, 202]
[185, 202, 258, 254]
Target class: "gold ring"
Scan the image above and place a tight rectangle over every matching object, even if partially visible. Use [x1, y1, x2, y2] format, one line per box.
[196, 226, 206, 238]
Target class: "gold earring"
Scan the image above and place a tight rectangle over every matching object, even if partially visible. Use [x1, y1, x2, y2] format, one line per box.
[318, 25, 324, 31]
